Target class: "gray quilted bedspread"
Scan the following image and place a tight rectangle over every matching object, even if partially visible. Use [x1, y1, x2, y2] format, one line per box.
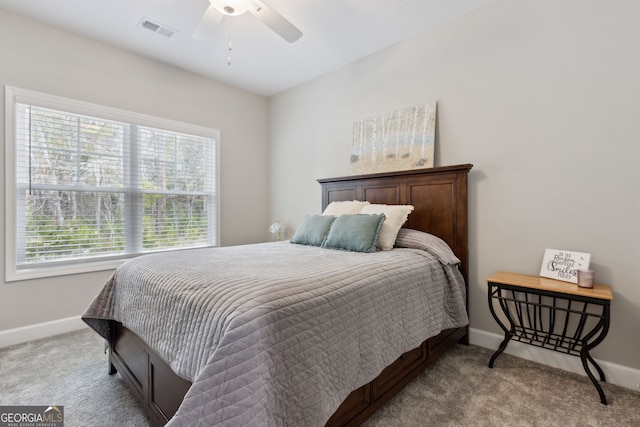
[82, 229, 468, 427]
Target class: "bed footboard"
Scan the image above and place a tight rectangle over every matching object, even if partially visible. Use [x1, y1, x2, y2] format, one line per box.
[109, 322, 191, 426]
[109, 321, 467, 427]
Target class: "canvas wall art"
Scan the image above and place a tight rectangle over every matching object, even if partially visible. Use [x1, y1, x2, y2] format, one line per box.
[350, 103, 437, 175]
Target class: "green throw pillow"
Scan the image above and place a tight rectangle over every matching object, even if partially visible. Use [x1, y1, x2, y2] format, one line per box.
[291, 215, 337, 246]
[323, 214, 386, 253]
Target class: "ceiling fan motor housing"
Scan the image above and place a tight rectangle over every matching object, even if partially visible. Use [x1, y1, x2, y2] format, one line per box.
[197, 0, 302, 44]
[211, 0, 251, 16]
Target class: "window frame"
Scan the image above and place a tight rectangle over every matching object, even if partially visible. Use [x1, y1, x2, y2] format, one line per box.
[4, 86, 220, 282]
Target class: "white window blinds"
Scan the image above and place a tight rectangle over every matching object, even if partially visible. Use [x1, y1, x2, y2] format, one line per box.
[5, 87, 218, 280]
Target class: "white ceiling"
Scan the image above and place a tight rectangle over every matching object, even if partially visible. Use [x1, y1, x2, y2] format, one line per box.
[0, 0, 495, 97]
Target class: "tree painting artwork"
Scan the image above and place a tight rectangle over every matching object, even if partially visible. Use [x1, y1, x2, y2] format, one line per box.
[350, 103, 437, 175]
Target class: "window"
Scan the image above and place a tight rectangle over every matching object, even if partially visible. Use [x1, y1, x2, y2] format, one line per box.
[5, 87, 219, 281]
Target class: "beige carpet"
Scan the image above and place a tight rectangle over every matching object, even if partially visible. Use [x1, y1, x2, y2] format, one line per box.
[363, 343, 640, 426]
[1, 329, 638, 426]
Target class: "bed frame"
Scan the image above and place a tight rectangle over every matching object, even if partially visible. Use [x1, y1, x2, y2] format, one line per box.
[106, 163, 473, 426]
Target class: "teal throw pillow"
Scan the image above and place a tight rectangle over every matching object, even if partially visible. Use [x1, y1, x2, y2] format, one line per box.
[323, 214, 386, 253]
[291, 215, 337, 247]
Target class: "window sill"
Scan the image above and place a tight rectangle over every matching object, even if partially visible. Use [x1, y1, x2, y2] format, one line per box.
[5, 258, 127, 282]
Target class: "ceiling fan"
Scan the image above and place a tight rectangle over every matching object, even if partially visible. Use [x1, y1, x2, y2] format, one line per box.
[193, 0, 303, 43]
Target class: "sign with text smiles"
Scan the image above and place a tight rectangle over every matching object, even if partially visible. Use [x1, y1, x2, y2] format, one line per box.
[540, 249, 591, 283]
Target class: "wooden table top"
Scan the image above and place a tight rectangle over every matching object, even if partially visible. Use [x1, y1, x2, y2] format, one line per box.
[487, 271, 613, 301]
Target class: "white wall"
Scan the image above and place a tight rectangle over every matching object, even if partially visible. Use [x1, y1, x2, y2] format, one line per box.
[0, 10, 270, 331]
[270, 0, 640, 371]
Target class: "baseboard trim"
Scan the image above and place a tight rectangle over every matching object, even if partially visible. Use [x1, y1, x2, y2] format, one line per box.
[0, 316, 88, 348]
[470, 327, 640, 392]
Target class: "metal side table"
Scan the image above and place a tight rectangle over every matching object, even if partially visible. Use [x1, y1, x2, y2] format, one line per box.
[486, 271, 613, 404]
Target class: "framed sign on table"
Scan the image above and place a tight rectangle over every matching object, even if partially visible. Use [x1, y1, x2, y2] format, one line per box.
[539, 248, 591, 284]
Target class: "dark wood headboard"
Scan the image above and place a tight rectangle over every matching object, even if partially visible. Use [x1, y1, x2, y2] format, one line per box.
[317, 164, 472, 283]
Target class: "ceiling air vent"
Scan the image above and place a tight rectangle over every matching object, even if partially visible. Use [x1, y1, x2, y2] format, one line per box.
[138, 17, 176, 38]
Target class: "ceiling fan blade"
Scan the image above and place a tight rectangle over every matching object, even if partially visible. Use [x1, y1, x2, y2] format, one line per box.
[249, 0, 302, 43]
[193, 4, 224, 40]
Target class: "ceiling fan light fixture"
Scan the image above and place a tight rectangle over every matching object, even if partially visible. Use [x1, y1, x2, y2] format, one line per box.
[211, 0, 252, 16]
[195, 0, 302, 44]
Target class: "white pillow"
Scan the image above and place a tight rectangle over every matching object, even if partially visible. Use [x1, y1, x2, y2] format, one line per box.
[360, 204, 415, 250]
[322, 200, 370, 216]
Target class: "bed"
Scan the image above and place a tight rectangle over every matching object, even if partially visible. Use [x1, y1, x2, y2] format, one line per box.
[82, 163, 473, 426]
